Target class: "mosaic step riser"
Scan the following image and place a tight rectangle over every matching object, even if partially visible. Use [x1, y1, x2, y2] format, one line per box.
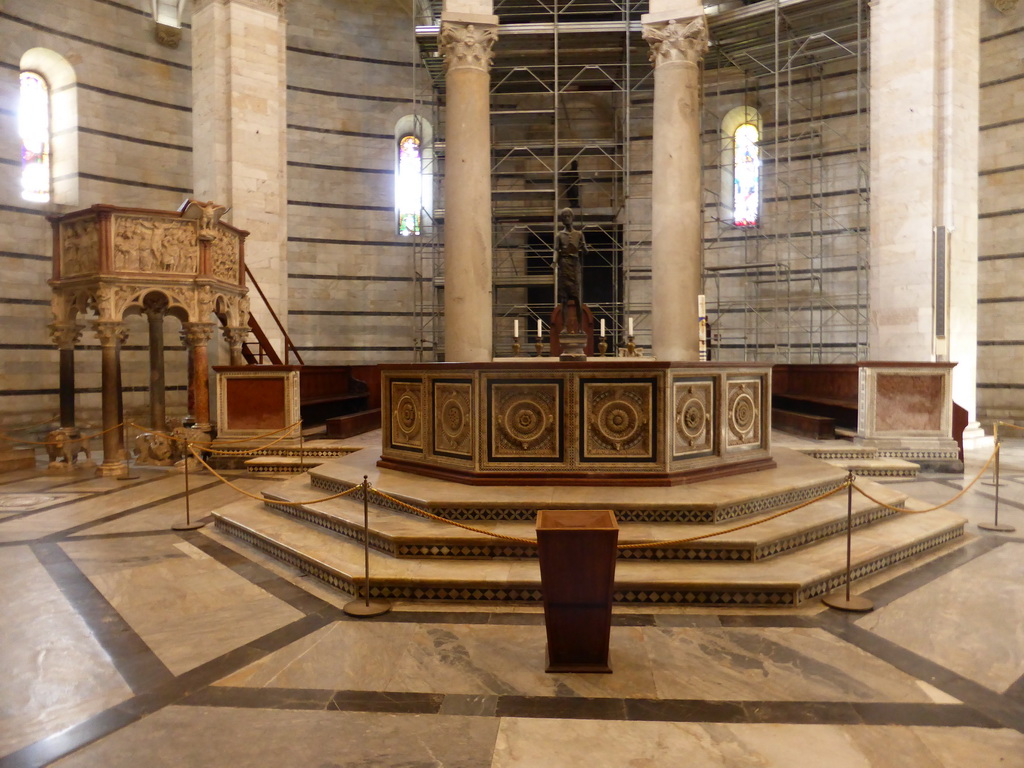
[261, 497, 903, 563]
[307, 474, 848, 525]
[214, 517, 965, 607]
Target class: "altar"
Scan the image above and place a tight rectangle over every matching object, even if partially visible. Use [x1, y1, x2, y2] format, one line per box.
[378, 360, 774, 486]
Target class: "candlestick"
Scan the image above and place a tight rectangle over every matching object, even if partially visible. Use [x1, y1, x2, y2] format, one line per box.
[512, 336, 520, 357]
[627, 335, 636, 357]
[598, 336, 607, 356]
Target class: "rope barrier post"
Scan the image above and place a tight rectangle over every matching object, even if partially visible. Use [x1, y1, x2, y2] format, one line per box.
[172, 439, 206, 531]
[343, 475, 391, 618]
[982, 422, 1003, 488]
[979, 438, 1015, 533]
[823, 472, 873, 613]
[117, 422, 139, 481]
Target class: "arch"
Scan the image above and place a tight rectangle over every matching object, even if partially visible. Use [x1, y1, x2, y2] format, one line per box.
[394, 115, 434, 237]
[19, 48, 78, 206]
[719, 105, 762, 228]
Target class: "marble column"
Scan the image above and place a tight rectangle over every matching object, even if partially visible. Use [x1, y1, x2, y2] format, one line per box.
[181, 323, 216, 432]
[93, 321, 128, 477]
[222, 326, 250, 366]
[191, 0, 288, 355]
[439, 14, 498, 362]
[642, 13, 708, 362]
[48, 322, 83, 429]
[143, 296, 169, 431]
[869, 0, 980, 422]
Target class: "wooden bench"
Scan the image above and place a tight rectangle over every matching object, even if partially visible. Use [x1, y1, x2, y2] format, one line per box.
[772, 364, 859, 438]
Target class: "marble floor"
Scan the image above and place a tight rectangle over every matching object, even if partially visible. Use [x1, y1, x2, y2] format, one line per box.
[1, 431, 1023, 767]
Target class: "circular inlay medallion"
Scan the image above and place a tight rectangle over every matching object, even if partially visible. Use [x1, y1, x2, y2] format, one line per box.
[731, 391, 756, 434]
[594, 397, 643, 447]
[396, 393, 419, 434]
[501, 399, 547, 448]
[676, 396, 706, 441]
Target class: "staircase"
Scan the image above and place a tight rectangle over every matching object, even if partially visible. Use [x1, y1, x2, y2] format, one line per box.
[212, 446, 965, 607]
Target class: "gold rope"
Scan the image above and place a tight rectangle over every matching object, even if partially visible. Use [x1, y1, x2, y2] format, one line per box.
[187, 445, 362, 506]
[0, 421, 125, 446]
[995, 421, 1024, 435]
[0, 414, 59, 433]
[853, 444, 998, 514]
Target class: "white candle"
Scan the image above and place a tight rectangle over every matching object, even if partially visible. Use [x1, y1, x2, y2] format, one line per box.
[537, 317, 542, 338]
[514, 319, 519, 338]
[600, 318, 606, 337]
[628, 316, 634, 336]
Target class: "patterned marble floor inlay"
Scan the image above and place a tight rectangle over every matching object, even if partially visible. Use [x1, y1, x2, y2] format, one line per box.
[856, 542, 1024, 694]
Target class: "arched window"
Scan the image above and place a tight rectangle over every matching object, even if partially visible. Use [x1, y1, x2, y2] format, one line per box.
[19, 71, 51, 203]
[733, 122, 760, 227]
[20, 48, 78, 206]
[397, 134, 422, 236]
[720, 106, 762, 229]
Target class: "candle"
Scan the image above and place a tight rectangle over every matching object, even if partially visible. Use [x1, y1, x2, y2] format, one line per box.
[514, 319, 519, 338]
[600, 318, 606, 337]
[537, 318, 542, 338]
[628, 316, 634, 336]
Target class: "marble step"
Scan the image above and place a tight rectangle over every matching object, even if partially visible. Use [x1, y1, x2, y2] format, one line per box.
[0, 447, 36, 473]
[244, 456, 325, 474]
[305, 447, 853, 524]
[259, 474, 909, 562]
[821, 458, 920, 479]
[797, 446, 880, 461]
[212, 498, 965, 607]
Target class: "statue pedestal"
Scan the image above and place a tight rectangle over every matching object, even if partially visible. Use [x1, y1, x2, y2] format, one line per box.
[558, 333, 587, 362]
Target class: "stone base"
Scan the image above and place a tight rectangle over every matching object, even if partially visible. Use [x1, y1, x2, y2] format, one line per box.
[558, 332, 588, 362]
[854, 437, 963, 473]
[95, 460, 127, 477]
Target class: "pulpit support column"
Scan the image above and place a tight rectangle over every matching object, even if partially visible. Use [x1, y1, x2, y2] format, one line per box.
[93, 321, 128, 477]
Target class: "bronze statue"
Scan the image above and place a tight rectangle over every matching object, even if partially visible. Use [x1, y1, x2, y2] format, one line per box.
[555, 207, 586, 333]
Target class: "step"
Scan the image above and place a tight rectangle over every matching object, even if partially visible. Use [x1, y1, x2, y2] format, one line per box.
[0, 447, 36, 473]
[325, 408, 381, 439]
[244, 456, 325, 474]
[821, 457, 920, 479]
[212, 498, 965, 607]
[258, 473, 908, 562]
[305, 446, 852, 524]
[797, 446, 879, 461]
[772, 409, 835, 440]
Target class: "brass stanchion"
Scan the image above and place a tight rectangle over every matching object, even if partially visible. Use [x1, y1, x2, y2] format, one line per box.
[117, 422, 139, 481]
[172, 440, 206, 531]
[823, 472, 874, 612]
[979, 440, 1015, 533]
[343, 475, 391, 618]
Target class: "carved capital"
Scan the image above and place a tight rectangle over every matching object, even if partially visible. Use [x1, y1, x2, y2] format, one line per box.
[642, 17, 709, 67]
[49, 323, 84, 350]
[143, 293, 170, 320]
[180, 322, 217, 349]
[439, 21, 498, 74]
[222, 325, 250, 348]
[93, 321, 129, 348]
[993, 0, 1018, 12]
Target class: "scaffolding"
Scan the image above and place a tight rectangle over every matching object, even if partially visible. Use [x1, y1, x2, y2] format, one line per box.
[702, 0, 870, 363]
[414, 0, 870, 363]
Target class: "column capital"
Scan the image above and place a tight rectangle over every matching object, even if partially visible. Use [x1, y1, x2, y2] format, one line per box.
[193, 0, 286, 15]
[93, 320, 129, 348]
[49, 323, 84, 350]
[439, 19, 499, 74]
[642, 16, 709, 67]
[222, 325, 250, 346]
[180, 322, 217, 349]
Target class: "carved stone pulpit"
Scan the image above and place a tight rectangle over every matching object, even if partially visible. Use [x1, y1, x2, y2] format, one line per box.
[48, 201, 250, 476]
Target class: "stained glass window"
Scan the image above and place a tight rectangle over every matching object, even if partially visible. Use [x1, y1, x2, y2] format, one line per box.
[19, 71, 51, 203]
[397, 134, 422, 236]
[733, 122, 759, 228]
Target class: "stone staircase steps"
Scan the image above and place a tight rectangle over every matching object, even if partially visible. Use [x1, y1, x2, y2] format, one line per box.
[212, 498, 965, 607]
[258, 475, 908, 562]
